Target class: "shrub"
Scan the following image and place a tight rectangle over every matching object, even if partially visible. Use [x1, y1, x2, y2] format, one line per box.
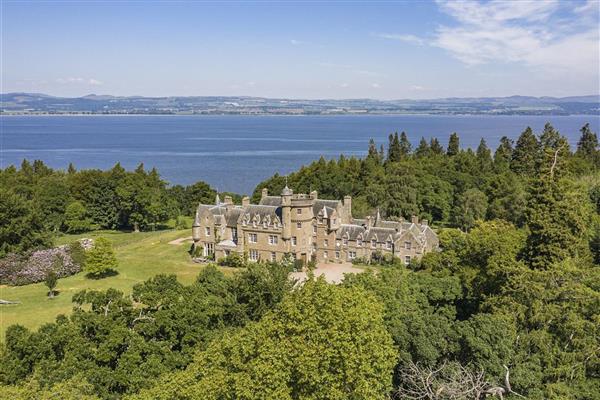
[68, 241, 87, 268]
[63, 201, 91, 233]
[0, 246, 81, 286]
[85, 238, 118, 277]
[218, 252, 246, 268]
[45, 269, 58, 298]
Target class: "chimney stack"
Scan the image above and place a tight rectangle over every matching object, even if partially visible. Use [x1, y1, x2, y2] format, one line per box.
[242, 196, 250, 207]
[366, 215, 372, 229]
[261, 188, 268, 199]
[411, 215, 418, 224]
[421, 219, 428, 226]
[343, 195, 352, 219]
[310, 190, 318, 200]
[224, 195, 233, 205]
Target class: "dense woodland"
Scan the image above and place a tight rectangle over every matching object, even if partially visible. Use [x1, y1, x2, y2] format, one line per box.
[0, 122, 599, 399]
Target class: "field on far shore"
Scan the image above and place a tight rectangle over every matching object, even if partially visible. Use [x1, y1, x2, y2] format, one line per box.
[0, 229, 237, 341]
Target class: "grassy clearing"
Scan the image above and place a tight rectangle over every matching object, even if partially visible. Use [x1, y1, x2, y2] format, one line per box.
[0, 228, 233, 341]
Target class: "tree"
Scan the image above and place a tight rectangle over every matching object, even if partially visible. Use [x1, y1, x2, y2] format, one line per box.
[453, 189, 488, 231]
[85, 237, 118, 277]
[430, 138, 444, 155]
[511, 127, 539, 175]
[476, 138, 492, 170]
[399, 131, 412, 157]
[63, 201, 91, 233]
[447, 133, 460, 156]
[0, 188, 51, 257]
[415, 137, 430, 158]
[493, 136, 513, 171]
[136, 279, 396, 400]
[387, 132, 402, 162]
[576, 123, 598, 161]
[45, 270, 58, 298]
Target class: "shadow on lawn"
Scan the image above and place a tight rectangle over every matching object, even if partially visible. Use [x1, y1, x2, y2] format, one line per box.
[85, 270, 119, 280]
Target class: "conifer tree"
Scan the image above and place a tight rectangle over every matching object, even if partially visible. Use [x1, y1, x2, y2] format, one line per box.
[399, 131, 412, 157]
[430, 138, 444, 155]
[511, 127, 539, 175]
[493, 136, 513, 171]
[387, 132, 402, 162]
[447, 133, 460, 156]
[476, 138, 492, 169]
[576, 123, 598, 161]
[415, 137, 430, 158]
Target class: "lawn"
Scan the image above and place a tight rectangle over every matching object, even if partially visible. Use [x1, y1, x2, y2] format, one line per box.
[0, 228, 232, 340]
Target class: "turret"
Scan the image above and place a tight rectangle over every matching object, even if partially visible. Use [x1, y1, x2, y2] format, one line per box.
[281, 185, 293, 241]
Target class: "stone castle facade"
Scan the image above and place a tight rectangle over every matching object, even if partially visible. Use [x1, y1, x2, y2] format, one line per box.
[192, 187, 439, 265]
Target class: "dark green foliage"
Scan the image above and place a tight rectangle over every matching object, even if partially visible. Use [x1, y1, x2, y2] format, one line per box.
[217, 252, 246, 268]
[493, 136, 513, 171]
[0, 160, 216, 237]
[44, 260, 59, 298]
[68, 241, 87, 268]
[511, 127, 540, 175]
[447, 132, 460, 156]
[64, 201, 91, 233]
[0, 188, 52, 257]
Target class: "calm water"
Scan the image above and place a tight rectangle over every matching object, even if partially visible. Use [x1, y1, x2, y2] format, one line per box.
[1, 115, 598, 194]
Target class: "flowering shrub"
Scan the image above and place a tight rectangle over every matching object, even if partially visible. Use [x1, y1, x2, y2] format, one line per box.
[0, 244, 84, 286]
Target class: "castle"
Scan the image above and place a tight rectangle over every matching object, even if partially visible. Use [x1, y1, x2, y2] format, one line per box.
[192, 186, 438, 265]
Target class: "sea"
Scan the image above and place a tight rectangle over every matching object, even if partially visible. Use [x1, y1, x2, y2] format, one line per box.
[1, 114, 599, 194]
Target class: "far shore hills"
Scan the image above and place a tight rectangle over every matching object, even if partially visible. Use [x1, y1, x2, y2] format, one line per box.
[1, 92, 599, 116]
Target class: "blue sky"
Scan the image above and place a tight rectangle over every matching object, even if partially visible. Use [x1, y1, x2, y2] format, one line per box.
[2, 0, 599, 99]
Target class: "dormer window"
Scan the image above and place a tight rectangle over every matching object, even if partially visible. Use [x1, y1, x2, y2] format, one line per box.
[343, 238, 348, 246]
[386, 241, 392, 250]
[371, 239, 376, 248]
[333, 218, 337, 225]
[324, 239, 329, 247]
[357, 238, 362, 246]
[404, 241, 412, 250]
[205, 227, 210, 236]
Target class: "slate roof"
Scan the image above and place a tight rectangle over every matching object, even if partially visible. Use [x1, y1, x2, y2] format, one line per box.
[335, 224, 366, 240]
[313, 199, 341, 216]
[259, 196, 282, 206]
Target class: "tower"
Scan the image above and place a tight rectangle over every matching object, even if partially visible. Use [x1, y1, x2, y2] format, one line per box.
[281, 184, 293, 243]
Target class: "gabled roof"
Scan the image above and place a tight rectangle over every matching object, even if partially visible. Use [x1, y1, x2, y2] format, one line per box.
[313, 199, 341, 216]
[335, 224, 366, 240]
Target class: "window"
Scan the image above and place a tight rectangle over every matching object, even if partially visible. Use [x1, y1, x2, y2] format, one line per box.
[349, 251, 356, 259]
[312, 242, 317, 251]
[231, 228, 238, 243]
[323, 251, 328, 258]
[297, 208, 302, 215]
[336, 240, 341, 247]
[292, 236, 297, 246]
[343, 238, 348, 246]
[333, 218, 337, 225]
[271, 252, 277, 262]
[371, 239, 376, 248]
[357, 239, 362, 247]
[404, 241, 412, 250]
[249, 233, 257, 243]
[297, 222, 302, 229]
[324, 239, 329, 247]
[405, 256, 411, 265]
[205, 227, 210, 236]
[335, 251, 340, 259]
[313, 225, 317, 234]
[386, 241, 392, 250]
[249, 249, 259, 261]
[268, 235, 278, 245]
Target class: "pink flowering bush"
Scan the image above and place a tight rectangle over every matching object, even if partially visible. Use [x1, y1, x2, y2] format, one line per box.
[0, 245, 82, 286]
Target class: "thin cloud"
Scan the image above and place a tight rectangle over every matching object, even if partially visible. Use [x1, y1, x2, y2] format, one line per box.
[56, 77, 103, 85]
[372, 32, 425, 45]
[433, 0, 599, 79]
[290, 39, 304, 46]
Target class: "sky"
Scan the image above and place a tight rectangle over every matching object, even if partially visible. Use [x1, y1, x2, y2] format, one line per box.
[1, 0, 599, 99]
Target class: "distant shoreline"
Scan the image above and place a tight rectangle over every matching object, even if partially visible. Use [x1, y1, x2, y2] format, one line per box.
[2, 112, 599, 117]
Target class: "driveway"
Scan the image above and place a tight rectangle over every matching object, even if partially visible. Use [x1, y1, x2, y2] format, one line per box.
[289, 262, 365, 284]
